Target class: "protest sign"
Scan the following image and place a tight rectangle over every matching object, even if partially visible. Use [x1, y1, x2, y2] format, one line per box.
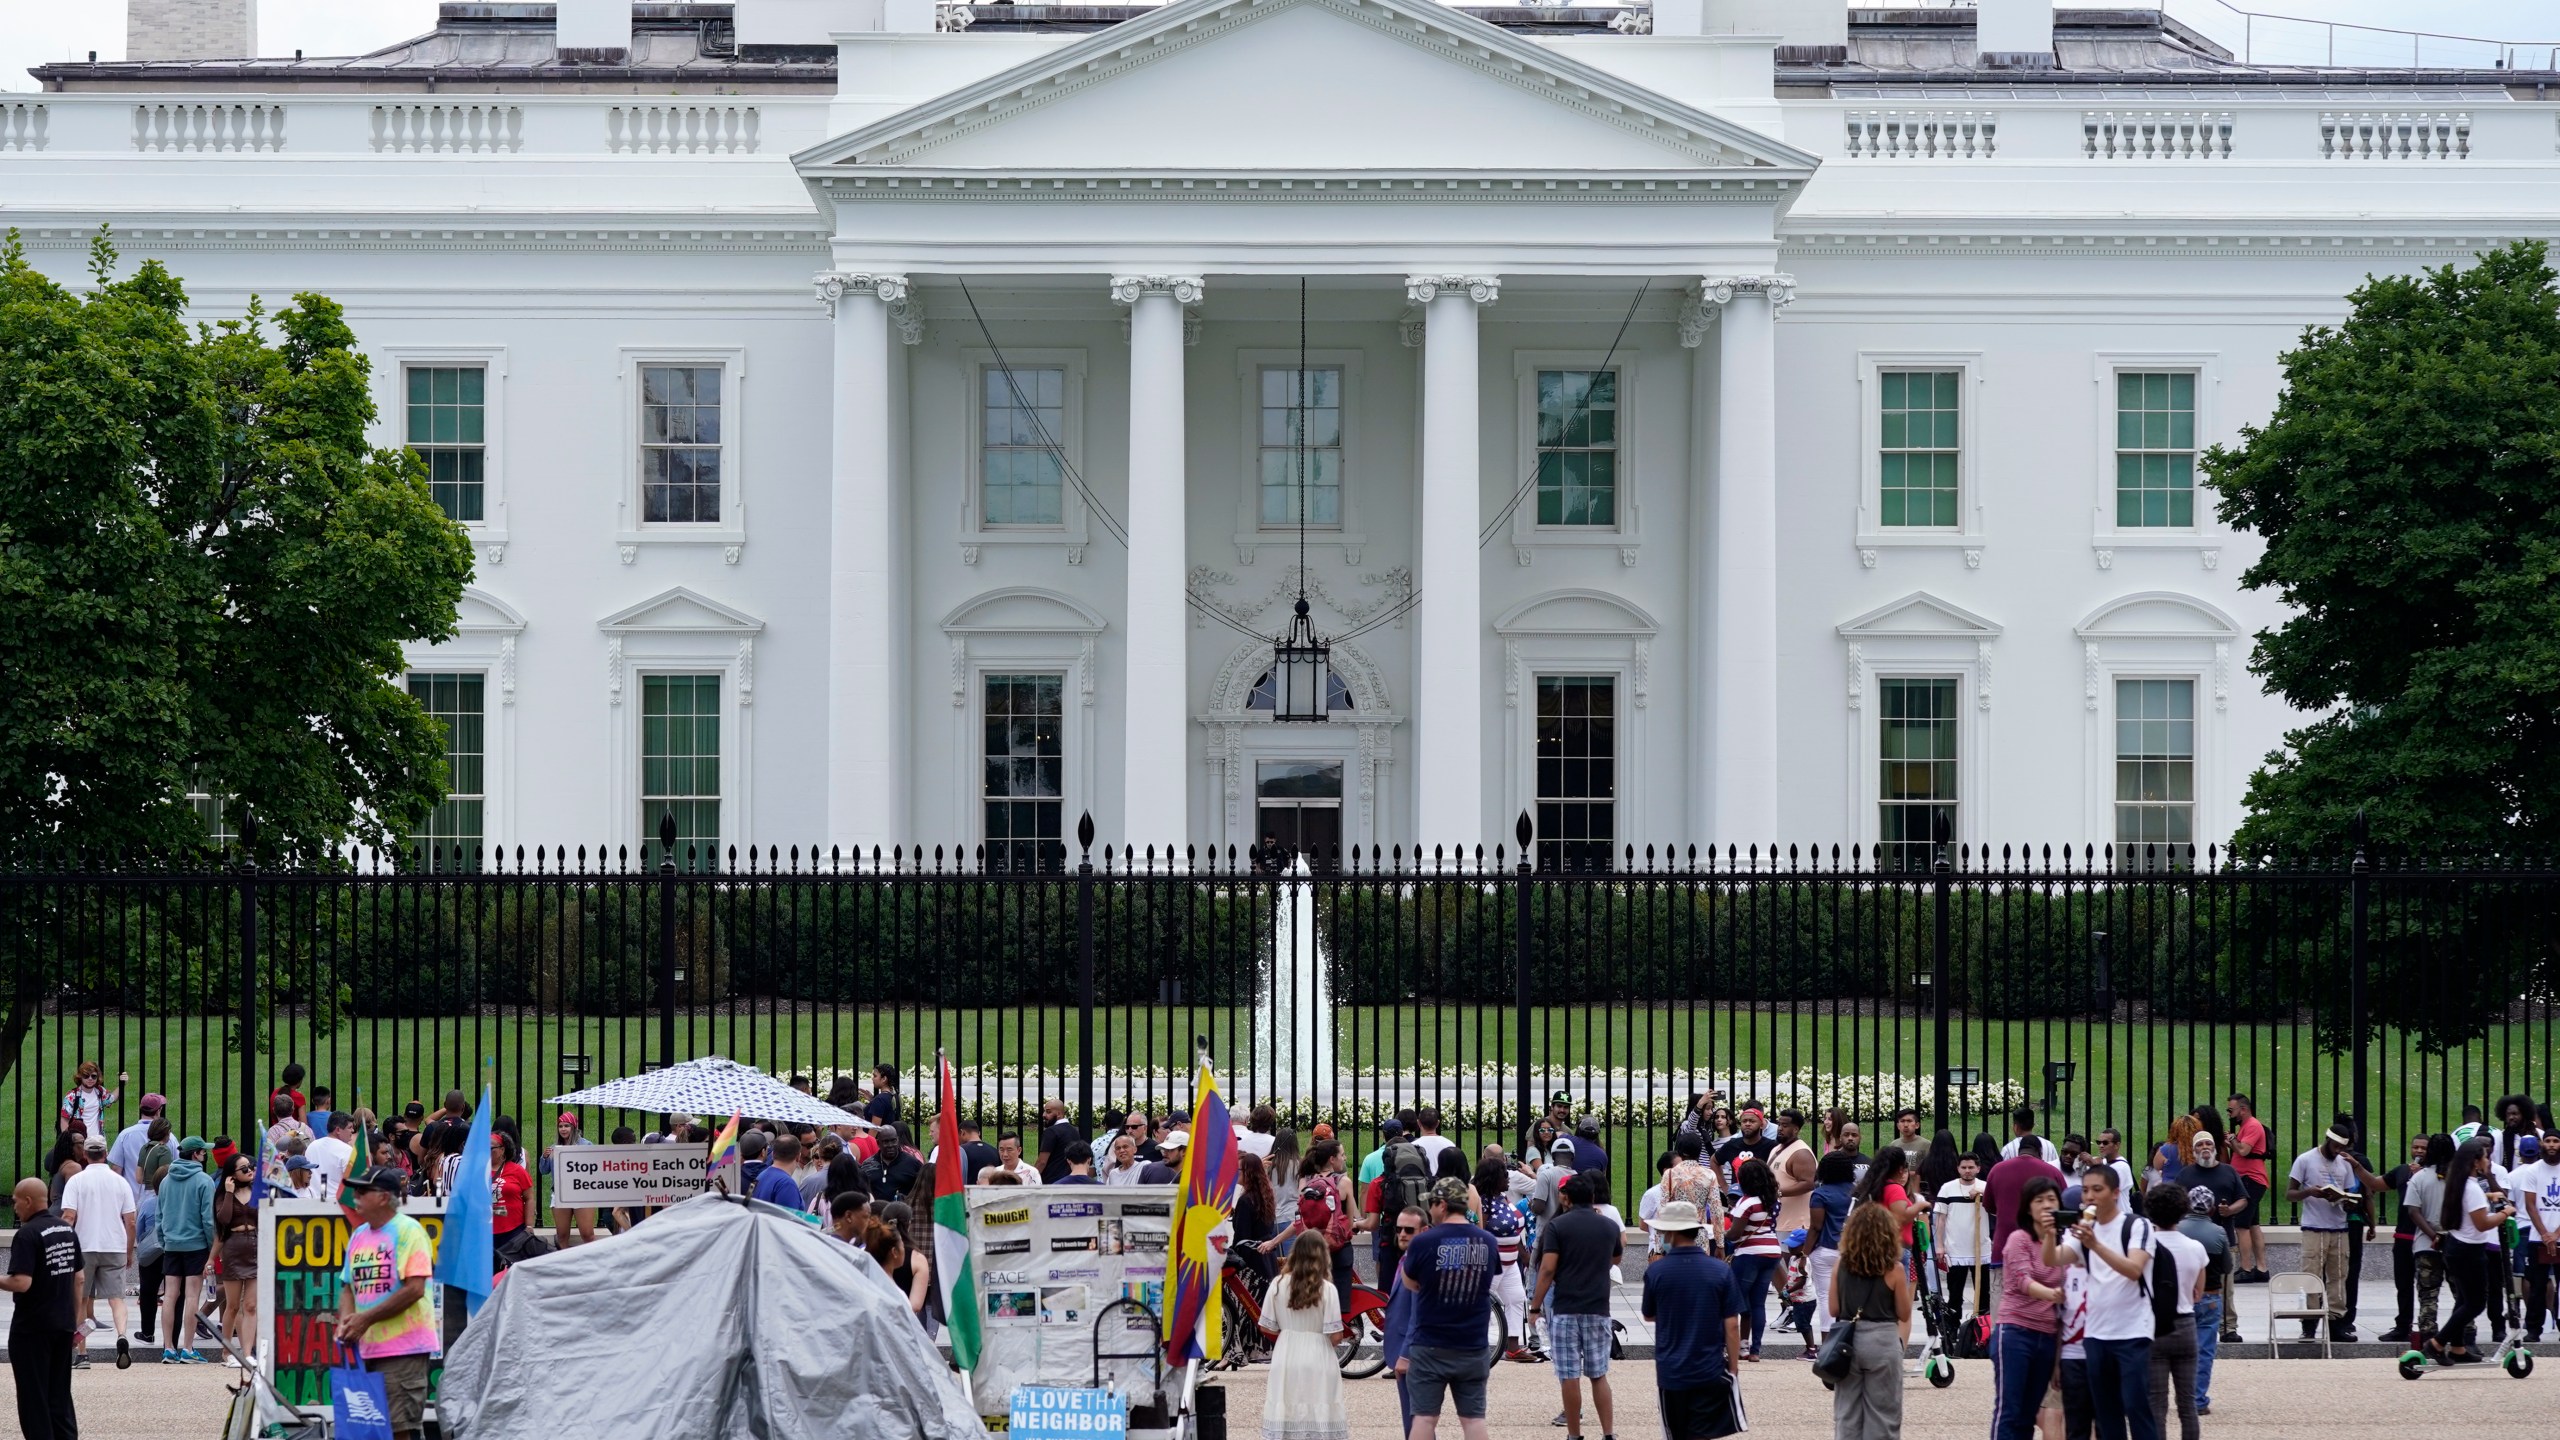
[257, 1199, 448, 1409]
[1009, 1387, 1129, 1440]
[550, 1143, 739, 1208]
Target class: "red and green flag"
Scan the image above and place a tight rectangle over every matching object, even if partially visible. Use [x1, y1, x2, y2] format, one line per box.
[933, 1055, 981, 1371]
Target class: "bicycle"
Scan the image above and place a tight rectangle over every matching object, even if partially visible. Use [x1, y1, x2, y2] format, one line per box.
[1212, 1264, 1395, 1379]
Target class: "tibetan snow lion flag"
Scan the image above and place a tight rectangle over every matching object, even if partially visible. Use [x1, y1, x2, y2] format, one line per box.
[1161, 1055, 1240, 1366]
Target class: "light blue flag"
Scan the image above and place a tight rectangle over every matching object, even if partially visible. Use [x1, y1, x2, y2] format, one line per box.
[432, 1085, 496, 1316]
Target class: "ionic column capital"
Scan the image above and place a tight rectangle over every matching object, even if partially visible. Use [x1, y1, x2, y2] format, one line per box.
[1405, 273, 1500, 307]
[1109, 274, 1206, 307]
[1699, 272, 1797, 311]
[815, 271, 921, 342]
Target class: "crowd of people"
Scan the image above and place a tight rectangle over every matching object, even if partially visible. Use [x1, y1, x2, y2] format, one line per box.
[14, 1054, 2560, 1440]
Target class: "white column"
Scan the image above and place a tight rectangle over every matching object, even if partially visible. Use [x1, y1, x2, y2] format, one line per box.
[1111, 274, 1203, 856]
[820, 270, 915, 857]
[1407, 273, 1498, 856]
[1708, 274, 1790, 844]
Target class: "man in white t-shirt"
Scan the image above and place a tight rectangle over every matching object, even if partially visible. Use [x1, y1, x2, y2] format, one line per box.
[2000, 1105, 2064, 1167]
[1410, 1107, 1457, 1172]
[306, 1111, 358, 1205]
[61, 1137, 138, 1366]
[2045, 1164, 2155, 1440]
[2511, 1135, 2560, 1341]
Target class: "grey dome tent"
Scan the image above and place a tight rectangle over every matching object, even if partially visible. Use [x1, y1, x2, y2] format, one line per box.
[439, 1193, 982, 1440]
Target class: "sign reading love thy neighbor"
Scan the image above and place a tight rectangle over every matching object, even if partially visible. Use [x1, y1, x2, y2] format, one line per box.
[550, 1143, 741, 1208]
[1008, 1387, 1129, 1440]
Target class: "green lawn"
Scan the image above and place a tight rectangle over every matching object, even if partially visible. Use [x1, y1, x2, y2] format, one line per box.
[14, 1004, 2545, 1217]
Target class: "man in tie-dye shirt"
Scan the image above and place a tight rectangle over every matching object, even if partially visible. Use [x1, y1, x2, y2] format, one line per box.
[337, 1169, 438, 1440]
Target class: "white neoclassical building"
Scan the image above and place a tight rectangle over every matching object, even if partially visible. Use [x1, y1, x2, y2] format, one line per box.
[12, 0, 2554, 865]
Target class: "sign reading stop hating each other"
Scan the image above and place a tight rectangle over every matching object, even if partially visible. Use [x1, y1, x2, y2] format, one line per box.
[550, 1142, 738, 1208]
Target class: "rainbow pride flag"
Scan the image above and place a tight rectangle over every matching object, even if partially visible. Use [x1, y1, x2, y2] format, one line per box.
[706, 1113, 741, 1188]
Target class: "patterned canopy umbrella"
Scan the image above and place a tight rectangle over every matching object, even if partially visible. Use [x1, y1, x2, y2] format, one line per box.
[549, 1055, 872, 1127]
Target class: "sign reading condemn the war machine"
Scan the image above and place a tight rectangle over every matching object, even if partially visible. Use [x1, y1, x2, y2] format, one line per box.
[549, 1143, 739, 1208]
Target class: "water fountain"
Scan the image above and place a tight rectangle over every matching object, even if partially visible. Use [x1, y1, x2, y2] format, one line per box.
[1251, 858, 1336, 1109]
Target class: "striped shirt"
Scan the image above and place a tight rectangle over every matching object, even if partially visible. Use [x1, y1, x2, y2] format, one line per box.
[1725, 1194, 1785, 1258]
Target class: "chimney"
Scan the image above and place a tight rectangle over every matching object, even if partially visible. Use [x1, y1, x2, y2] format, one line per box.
[126, 0, 258, 62]
[1976, 0, 2057, 69]
[558, 0, 635, 63]
[1704, 1, 1846, 63]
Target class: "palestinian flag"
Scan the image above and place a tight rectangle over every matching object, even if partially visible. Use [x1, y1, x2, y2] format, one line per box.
[933, 1055, 981, 1371]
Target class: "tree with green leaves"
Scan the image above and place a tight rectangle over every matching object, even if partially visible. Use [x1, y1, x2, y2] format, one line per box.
[1, 229, 471, 864]
[2206, 240, 2560, 859]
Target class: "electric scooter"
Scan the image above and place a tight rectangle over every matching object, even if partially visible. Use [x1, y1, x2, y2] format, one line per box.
[2399, 1222, 2536, 1380]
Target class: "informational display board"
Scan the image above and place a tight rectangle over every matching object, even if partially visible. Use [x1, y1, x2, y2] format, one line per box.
[1010, 1386, 1130, 1440]
[966, 1185, 1183, 1425]
[549, 1142, 738, 1208]
[255, 1198, 448, 1409]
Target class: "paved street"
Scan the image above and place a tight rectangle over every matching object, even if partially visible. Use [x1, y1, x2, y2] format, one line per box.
[0, 1358, 2484, 1439]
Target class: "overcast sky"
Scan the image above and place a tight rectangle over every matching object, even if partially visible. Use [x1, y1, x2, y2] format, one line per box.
[2, 0, 2556, 89]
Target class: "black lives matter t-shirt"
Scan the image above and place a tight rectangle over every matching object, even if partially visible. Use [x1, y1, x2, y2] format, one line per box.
[8, 1212, 81, 1335]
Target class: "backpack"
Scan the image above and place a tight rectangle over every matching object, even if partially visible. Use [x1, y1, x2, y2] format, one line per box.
[1384, 1142, 1432, 1217]
[1307, 1176, 1355, 1251]
[2146, 1222, 2182, 1338]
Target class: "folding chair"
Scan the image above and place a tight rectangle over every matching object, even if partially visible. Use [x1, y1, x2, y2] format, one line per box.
[2267, 1271, 2332, 1358]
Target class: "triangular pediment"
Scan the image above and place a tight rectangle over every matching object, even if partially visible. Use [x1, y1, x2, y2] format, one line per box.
[1837, 591, 2002, 639]
[597, 586, 766, 635]
[797, 0, 1817, 177]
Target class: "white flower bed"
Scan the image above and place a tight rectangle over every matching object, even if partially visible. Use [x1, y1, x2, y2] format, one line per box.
[812, 1063, 2028, 1132]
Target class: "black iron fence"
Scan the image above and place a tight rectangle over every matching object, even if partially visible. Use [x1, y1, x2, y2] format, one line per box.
[3, 815, 2554, 1217]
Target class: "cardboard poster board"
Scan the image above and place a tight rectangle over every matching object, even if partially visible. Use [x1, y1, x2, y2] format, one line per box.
[549, 1143, 738, 1208]
[256, 1198, 448, 1409]
[966, 1185, 1182, 1425]
[1010, 1386, 1130, 1440]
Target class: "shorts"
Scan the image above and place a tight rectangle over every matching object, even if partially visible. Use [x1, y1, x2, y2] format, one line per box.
[78, 1252, 129, 1297]
[1403, 1343, 1491, 1419]
[1659, 1379, 1745, 1440]
[366, 1352, 435, 1435]
[1547, 1311, 1613, 1380]
[2236, 1177, 2267, 1229]
[163, 1247, 209, 1279]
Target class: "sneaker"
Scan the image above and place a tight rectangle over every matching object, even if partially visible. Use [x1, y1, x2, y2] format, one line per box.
[158, 1350, 187, 1366]
[222, 1354, 242, 1369]
[69, 1351, 90, 1370]
[2198, 1405, 2212, 1417]
[115, 1338, 131, 1370]
[1550, 1416, 1567, 1429]
[2219, 1331, 2242, 1345]
[2381, 1325, 2412, 1343]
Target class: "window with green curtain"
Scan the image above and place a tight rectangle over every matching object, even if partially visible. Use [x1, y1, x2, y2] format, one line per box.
[982, 365, 1065, 526]
[406, 673, 485, 871]
[1534, 676, 1615, 873]
[405, 366, 485, 523]
[1879, 370, 1961, 527]
[1534, 369, 1617, 527]
[983, 673, 1065, 873]
[2114, 677, 2195, 866]
[642, 674, 720, 868]
[2115, 371, 2196, 528]
[1259, 366, 1342, 527]
[1878, 677, 1958, 871]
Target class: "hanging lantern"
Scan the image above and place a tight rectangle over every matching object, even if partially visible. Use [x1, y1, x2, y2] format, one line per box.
[1272, 598, 1332, 723]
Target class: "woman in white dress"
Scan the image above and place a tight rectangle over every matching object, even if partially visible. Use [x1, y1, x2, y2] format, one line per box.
[1259, 1233, 1348, 1440]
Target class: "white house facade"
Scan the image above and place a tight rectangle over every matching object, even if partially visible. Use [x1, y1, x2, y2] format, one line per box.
[12, 0, 2553, 866]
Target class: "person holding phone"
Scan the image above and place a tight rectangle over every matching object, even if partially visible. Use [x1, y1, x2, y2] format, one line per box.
[2431, 1136, 2512, 1365]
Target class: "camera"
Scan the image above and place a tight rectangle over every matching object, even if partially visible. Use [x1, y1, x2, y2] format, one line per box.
[2056, 1206, 2083, 1230]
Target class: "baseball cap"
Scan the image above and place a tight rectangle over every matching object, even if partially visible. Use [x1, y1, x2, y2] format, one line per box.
[140, 1093, 167, 1113]
[2523, 1135, 2544, 1161]
[1380, 1119, 1404, 1137]
[1551, 1136, 1577, 1157]
[1163, 1131, 1191, 1150]
[284, 1155, 313, 1172]
[1430, 1176, 1473, 1210]
[1546, 1091, 1573, 1108]
[1650, 1200, 1705, 1233]
[177, 1135, 208, 1155]
[1575, 1115, 1601, 1136]
[83, 1136, 106, 1155]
